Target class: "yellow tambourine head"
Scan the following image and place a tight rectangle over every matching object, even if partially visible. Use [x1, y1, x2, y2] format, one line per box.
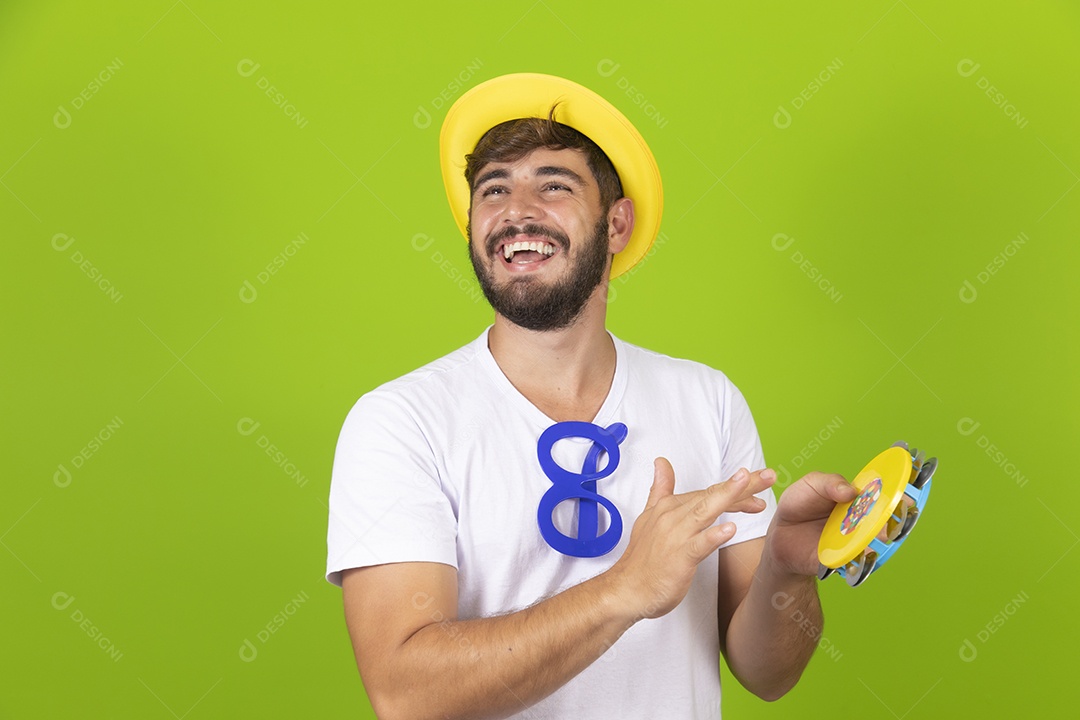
[818, 446, 914, 569]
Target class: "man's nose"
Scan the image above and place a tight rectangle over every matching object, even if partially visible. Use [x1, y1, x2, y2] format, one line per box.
[503, 189, 543, 223]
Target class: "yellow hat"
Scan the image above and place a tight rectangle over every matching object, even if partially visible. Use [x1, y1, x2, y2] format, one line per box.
[439, 73, 663, 280]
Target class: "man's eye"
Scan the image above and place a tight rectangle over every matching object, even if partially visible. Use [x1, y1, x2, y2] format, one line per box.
[544, 183, 570, 192]
[481, 186, 506, 197]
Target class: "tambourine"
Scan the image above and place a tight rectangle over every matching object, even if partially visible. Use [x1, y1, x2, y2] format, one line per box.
[817, 441, 936, 587]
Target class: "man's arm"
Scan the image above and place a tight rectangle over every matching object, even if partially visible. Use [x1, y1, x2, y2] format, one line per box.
[718, 471, 858, 701]
[343, 561, 630, 720]
[342, 461, 772, 720]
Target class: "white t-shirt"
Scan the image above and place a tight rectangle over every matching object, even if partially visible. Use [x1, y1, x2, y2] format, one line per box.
[326, 327, 777, 719]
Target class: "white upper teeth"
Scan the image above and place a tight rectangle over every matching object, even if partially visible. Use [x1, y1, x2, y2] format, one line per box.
[503, 241, 556, 260]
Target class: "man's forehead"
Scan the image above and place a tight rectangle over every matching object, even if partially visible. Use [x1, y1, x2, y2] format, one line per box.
[474, 147, 591, 177]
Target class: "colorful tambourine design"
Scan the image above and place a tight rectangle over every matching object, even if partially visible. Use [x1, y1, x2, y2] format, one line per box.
[817, 442, 936, 587]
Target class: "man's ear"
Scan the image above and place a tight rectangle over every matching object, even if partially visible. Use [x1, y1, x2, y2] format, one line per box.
[607, 197, 635, 254]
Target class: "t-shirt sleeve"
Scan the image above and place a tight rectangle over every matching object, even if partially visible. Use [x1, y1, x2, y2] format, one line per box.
[716, 382, 777, 548]
[325, 389, 458, 587]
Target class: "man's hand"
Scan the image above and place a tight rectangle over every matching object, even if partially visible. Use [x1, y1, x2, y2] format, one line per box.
[607, 458, 775, 620]
[763, 471, 859, 578]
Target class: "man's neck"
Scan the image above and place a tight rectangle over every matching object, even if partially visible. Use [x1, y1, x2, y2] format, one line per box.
[487, 288, 615, 423]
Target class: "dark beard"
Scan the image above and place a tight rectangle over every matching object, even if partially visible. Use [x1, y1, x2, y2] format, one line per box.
[469, 219, 609, 332]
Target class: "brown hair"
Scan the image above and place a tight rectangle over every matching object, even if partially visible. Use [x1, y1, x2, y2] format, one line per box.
[464, 104, 624, 213]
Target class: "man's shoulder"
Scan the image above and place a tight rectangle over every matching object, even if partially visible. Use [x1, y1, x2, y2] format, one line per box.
[617, 335, 740, 392]
[352, 329, 491, 413]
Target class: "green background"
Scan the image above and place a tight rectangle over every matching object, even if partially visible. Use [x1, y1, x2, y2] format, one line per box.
[3, 1, 1077, 717]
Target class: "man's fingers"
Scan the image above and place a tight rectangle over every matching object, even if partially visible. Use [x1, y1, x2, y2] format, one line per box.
[812, 473, 858, 503]
[776, 471, 856, 525]
[671, 467, 775, 523]
[645, 457, 676, 510]
[688, 521, 737, 561]
[832, 487, 858, 507]
[714, 468, 775, 509]
[724, 467, 776, 498]
[716, 469, 774, 515]
[798, 471, 854, 500]
[683, 469, 751, 528]
[725, 495, 768, 514]
[647, 463, 774, 524]
[830, 478, 859, 502]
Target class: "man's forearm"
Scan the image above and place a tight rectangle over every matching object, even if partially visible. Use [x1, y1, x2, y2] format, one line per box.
[373, 571, 634, 720]
[723, 552, 823, 701]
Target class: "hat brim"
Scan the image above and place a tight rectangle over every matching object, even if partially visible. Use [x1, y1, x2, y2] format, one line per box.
[439, 73, 663, 280]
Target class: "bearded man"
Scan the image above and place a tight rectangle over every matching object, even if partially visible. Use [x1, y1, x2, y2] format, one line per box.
[326, 73, 856, 720]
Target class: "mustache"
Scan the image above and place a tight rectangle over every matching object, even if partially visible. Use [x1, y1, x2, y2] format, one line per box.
[486, 223, 570, 256]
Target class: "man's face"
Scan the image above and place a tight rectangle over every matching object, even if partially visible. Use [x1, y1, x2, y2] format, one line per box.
[467, 147, 611, 332]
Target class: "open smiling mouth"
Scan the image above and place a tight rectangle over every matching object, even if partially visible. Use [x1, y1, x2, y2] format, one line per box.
[500, 240, 558, 265]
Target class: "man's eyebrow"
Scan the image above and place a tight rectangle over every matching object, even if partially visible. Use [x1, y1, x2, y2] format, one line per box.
[535, 166, 587, 186]
[473, 165, 588, 191]
[474, 168, 510, 189]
